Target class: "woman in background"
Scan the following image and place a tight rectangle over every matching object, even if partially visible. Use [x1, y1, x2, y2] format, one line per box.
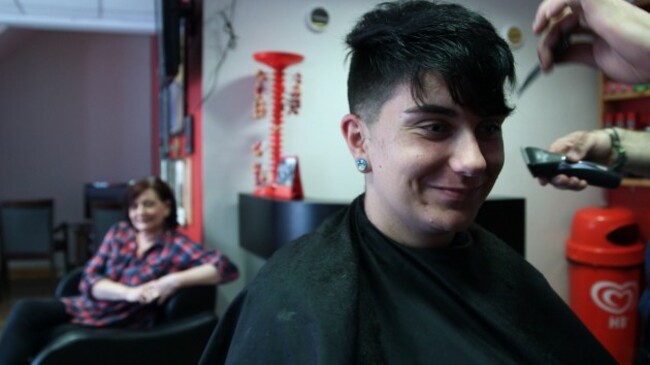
[0, 176, 239, 364]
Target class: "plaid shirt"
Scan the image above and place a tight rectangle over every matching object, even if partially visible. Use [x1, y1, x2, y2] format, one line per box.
[61, 221, 239, 328]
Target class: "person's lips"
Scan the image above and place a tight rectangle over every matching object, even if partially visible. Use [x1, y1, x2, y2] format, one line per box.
[132, 217, 151, 225]
[434, 185, 482, 200]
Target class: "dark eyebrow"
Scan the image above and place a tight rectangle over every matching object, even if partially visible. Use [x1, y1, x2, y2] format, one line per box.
[404, 103, 458, 117]
[405, 103, 508, 121]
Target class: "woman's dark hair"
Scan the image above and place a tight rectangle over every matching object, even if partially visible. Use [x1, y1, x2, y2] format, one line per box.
[345, 0, 516, 123]
[124, 176, 179, 230]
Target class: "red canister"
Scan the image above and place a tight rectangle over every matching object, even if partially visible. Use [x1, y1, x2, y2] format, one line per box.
[567, 206, 646, 365]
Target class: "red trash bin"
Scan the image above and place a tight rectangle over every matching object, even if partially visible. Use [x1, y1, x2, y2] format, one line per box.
[567, 206, 646, 365]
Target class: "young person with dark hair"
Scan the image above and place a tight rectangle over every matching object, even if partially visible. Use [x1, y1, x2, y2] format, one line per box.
[199, 1, 615, 364]
[0, 176, 239, 364]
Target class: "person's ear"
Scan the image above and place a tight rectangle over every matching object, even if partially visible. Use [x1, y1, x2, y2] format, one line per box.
[163, 200, 172, 218]
[341, 113, 367, 156]
[341, 113, 372, 173]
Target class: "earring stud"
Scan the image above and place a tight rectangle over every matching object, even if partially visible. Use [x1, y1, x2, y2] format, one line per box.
[356, 158, 368, 173]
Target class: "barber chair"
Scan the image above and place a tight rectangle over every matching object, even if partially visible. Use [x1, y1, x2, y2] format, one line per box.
[31, 267, 219, 365]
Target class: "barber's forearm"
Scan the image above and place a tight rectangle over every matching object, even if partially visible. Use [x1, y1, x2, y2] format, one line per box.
[618, 129, 650, 177]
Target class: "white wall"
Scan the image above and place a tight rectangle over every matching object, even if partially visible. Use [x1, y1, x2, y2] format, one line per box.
[0, 30, 153, 225]
[202, 0, 606, 314]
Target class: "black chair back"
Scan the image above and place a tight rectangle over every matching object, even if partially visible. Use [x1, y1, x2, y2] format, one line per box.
[89, 201, 125, 255]
[1, 200, 54, 256]
[0, 199, 67, 282]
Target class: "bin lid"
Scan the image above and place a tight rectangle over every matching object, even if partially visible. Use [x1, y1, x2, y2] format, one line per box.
[566, 206, 645, 266]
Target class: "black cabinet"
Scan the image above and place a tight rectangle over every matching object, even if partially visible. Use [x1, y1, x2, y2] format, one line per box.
[238, 194, 346, 259]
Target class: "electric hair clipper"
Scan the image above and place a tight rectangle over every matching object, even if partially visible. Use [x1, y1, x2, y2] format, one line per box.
[521, 146, 621, 188]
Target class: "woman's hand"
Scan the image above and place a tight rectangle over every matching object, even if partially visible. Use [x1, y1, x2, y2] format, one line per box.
[143, 265, 220, 304]
[123, 286, 148, 303]
[138, 274, 181, 304]
[95, 264, 218, 304]
[121, 279, 177, 304]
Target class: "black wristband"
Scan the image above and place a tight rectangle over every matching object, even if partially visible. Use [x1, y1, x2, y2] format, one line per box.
[606, 128, 627, 172]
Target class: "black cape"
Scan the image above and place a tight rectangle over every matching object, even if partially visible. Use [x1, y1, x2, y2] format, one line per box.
[200, 196, 614, 364]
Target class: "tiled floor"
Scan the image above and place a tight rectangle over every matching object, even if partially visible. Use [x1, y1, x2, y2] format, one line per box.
[0, 276, 58, 337]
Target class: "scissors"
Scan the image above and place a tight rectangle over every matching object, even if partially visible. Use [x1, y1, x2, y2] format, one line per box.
[517, 34, 571, 96]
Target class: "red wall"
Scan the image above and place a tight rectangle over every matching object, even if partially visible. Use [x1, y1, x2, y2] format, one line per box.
[152, 1, 204, 243]
[179, 0, 204, 242]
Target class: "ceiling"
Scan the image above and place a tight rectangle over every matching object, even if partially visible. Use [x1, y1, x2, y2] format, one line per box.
[0, 0, 157, 34]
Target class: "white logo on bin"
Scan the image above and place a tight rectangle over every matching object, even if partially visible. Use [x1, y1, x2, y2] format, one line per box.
[590, 281, 637, 315]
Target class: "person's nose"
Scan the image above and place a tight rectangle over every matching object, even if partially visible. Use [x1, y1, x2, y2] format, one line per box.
[448, 133, 487, 177]
[133, 204, 145, 215]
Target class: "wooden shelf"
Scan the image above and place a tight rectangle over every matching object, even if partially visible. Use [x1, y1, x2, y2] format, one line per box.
[603, 89, 650, 101]
[621, 178, 650, 188]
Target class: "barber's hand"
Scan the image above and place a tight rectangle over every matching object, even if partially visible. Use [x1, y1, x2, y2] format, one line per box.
[533, 0, 650, 84]
[538, 129, 612, 190]
[539, 174, 589, 191]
